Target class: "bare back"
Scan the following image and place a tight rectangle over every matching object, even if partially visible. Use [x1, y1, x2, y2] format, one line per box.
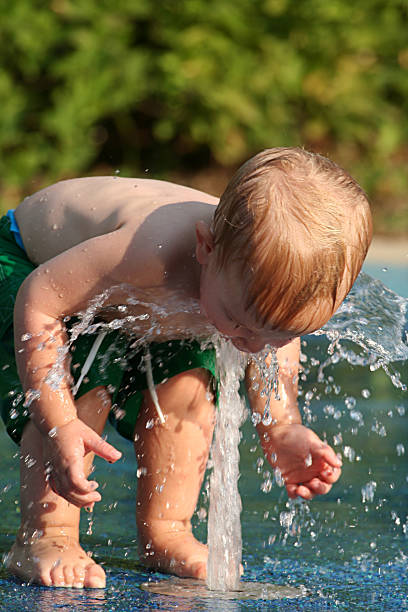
[14, 177, 219, 342]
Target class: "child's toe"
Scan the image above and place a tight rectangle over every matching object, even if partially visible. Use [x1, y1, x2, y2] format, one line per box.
[190, 561, 207, 580]
[84, 563, 106, 588]
[49, 563, 65, 587]
[62, 565, 75, 587]
[72, 564, 86, 588]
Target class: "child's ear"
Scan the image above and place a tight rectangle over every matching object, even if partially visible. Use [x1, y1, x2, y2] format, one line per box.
[195, 221, 214, 264]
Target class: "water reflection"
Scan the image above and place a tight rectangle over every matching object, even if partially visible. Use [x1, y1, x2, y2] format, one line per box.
[24, 587, 106, 611]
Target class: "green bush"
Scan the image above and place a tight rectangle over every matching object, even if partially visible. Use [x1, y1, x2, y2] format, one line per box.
[0, 0, 407, 233]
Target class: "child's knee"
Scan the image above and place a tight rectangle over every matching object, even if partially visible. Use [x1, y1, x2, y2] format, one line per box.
[162, 367, 215, 411]
[137, 367, 215, 430]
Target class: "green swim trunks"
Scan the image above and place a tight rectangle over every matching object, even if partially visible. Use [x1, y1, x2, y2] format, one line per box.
[0, 214, 216, 444]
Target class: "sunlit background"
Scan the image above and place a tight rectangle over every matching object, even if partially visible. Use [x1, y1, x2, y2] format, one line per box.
[0, 0, 407, 238]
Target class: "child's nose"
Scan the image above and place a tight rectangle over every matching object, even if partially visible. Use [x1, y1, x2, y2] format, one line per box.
[240, 338, 266, 353]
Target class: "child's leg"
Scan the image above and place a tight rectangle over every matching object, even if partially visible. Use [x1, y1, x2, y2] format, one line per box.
[134, 368, 215, 580]
[6, 386, 111, 588]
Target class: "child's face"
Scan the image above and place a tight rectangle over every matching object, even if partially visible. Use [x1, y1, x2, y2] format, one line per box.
[198, 259, 295, 352]
[195, 222, 334, 353]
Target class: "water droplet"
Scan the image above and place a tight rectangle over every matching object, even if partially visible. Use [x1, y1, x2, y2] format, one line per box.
[262, 413, 273, 426]
[274, 468, 285, 487]
[361, 389, 371, 399]
[396, 443, 405, 456]
[23, 389, 41, 408]
[146, 419, 155, 429]
[343, 446, 356, 462]
[350, 410, 363, 424]
[251, 412, 262, 426]
[48, 427, 58, 438]
[197, 507, 207, 520]
[304, 453, 312, 467]
[361, 480, 376, 503]
[86, 515, 94, 535]
[21, 333, 32, 342]
[345, 396, 356, 410]
[52, 224, 58, 230]
[256, 457, 264, 473]
[24, 454, 37, 468]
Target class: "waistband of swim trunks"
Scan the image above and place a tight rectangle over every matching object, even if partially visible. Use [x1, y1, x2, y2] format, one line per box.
[0, 215, 36, 337]
[6, 209, 25, 252]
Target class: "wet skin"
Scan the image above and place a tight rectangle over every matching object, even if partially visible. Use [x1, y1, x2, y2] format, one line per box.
[7, 179, 342, 587]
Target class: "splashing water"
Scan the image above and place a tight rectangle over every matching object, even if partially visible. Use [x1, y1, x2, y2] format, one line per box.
[18, 272, 408, 599]
[206, 272, 408, 592]
[317, 272, 408, 388]
[206, 338, 246, 591]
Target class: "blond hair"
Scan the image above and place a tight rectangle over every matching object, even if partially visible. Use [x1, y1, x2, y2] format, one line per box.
[212, 147, 372, 331]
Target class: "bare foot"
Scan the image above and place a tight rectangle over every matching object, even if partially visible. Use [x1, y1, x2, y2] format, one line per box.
[139, 520, 208, 580]
[5, 532, 105, 588]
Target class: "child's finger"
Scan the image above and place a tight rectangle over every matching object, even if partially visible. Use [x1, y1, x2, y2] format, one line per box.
[64, 490, 101, 508]
[291, 485, 315, 500]
[48, 470, 102, 507]
[67, 491, 101, 508]
[320, 465, 342, 484]
[318, 444, 342, 468]
[286, 484, 299, 499]
[304, 478, 332, 496]
[85, 432, 122, 463]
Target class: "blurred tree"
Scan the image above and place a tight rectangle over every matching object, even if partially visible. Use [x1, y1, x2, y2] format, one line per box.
[0, 0, 407, 233]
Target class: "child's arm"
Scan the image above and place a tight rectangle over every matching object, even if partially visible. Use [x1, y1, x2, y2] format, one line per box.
[13, 228, 141, 506]
[245, 339, 342, 500]
[14, 294, 122, 507]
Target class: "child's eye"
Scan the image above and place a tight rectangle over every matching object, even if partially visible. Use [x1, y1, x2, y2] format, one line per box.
[228, 317, 241, 330]
[225, 309, 242, 330]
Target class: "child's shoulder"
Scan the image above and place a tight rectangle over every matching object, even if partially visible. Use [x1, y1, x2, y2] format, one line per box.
[14, 177, 218, 265]
[18, 176, 217, 216]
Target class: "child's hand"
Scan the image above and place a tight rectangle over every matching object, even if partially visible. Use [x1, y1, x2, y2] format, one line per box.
[41, 417, 122, 507]
[265, 424, 342, 500]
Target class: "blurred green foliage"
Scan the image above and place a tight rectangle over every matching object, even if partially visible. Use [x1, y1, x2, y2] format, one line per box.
[0, 0, 407, 233]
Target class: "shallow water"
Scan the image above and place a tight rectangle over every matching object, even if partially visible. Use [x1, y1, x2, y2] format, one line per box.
[0, 267, 407, 610]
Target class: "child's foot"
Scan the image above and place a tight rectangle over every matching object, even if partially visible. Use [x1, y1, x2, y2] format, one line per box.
[5, 533, 105, 588]
[139, 520, 208, 580]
